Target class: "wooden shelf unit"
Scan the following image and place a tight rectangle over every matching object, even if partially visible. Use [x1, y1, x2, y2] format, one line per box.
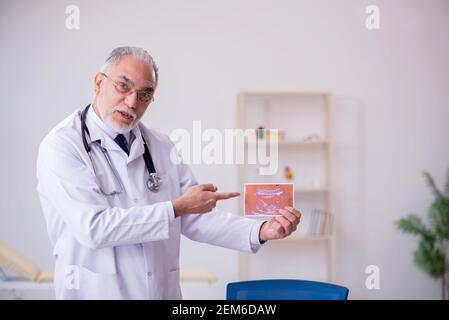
[237, 91, 335, 283]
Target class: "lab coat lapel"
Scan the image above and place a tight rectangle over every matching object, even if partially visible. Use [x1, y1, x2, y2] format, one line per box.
[127, 124, 145, 164]
[85, 106, 123, 153]
[132, 124, 164, 174]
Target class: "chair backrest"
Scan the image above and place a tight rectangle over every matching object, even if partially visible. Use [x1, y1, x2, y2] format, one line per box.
[226, 279, 349, 300]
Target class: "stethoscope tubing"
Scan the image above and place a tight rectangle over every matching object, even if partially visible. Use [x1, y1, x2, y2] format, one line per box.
[80, 104, 160, 195]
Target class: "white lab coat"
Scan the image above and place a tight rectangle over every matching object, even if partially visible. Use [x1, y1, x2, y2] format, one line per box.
[36, 106, 264, 300]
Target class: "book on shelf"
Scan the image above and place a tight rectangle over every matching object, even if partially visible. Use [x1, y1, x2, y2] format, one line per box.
[306, 208, 333, 236]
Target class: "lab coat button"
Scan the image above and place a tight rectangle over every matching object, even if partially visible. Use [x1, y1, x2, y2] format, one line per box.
[134, 198, 138, 203]
[147, 272, 152, 277]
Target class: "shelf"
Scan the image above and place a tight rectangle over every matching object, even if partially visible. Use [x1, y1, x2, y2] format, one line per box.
[239, 91, 329, 97]
[279, 140, 329, 147]
[295, 188, 328, 194]
[280, 235, 333, 242]
[237, 91, 334, 282]
[246, 140, 329, 148]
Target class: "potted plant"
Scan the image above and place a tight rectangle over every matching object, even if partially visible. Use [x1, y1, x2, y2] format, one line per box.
[396, 169, 449, 300]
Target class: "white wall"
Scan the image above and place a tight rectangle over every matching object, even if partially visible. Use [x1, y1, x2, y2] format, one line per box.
[0, 0, 448, 299]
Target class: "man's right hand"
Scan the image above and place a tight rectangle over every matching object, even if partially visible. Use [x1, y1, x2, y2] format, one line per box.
[172, 184, 240, 217]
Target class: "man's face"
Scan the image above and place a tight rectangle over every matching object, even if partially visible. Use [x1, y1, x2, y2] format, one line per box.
[93, 55, 157, 134]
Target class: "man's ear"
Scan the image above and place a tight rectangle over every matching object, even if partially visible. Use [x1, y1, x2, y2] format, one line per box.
[93, 72, 104, 96]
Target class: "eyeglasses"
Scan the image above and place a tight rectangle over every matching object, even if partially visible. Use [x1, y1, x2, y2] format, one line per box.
[101, 72, 155, 103]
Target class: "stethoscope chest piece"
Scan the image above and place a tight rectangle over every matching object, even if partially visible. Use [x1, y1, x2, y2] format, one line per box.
[147, 172, 162, 192]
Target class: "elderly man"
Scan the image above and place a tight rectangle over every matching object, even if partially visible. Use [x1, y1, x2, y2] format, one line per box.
[36, 46, 301, 299]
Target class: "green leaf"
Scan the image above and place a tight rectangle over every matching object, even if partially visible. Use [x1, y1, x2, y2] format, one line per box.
[445, 167, 449, 197]
[413, 238, 446, 279]
[396, 170, 449, 290]
[428, 195, 449, 240]
[396, 215, 432, 240]
[424, 171, 443, 199]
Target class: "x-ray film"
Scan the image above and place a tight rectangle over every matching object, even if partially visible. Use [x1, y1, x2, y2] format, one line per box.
[244, 183, 294, 217]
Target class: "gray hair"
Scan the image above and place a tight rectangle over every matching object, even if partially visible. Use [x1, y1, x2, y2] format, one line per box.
[101, 46, 159, 82]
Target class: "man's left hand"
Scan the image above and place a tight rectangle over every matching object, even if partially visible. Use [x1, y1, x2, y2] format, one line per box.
[259, 207, 302, 242]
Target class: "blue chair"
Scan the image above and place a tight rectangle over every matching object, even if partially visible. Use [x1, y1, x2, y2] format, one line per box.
[226, 279, 349, 300]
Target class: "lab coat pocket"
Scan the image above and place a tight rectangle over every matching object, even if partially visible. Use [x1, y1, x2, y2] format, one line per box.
[77, 266, 123, 300]
[53, 237, 118, 275]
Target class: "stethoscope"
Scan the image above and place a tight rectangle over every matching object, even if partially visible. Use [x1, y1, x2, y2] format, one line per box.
[81, 104, 161, 196]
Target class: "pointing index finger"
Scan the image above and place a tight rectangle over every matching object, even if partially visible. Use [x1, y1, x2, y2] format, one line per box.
[214, 192, 240, 200]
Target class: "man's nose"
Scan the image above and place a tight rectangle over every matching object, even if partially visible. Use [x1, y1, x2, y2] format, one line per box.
[124, 91, 138, 108]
